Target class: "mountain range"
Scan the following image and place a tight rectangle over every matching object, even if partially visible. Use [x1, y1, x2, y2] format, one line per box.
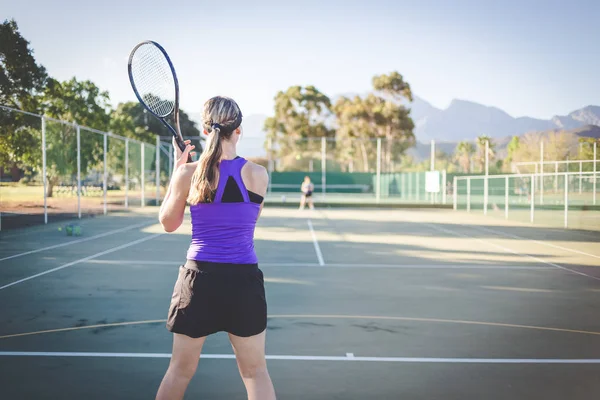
[410, 98, 600, 142]
[189, 99, 600, 158]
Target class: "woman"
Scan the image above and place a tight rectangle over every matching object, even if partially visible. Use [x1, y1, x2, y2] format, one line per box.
[299, 176, 315, 210]
[156, 96, 275, 400]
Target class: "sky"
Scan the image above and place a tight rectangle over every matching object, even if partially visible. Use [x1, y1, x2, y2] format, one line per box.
[2, 0, 599, 120]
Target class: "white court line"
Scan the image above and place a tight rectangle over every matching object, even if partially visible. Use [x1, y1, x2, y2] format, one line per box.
[424, 223, 600, 282]
[0, 351, 599, 364]
[470, 225, 600, 261]
[0, 234, 162, 291]
[307, 220, 325, 266]
[86, 259, 555, 270]
[0, 221, 155, 263]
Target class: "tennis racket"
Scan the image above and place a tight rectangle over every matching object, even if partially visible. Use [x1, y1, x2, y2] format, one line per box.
[127, 40, 191, 162]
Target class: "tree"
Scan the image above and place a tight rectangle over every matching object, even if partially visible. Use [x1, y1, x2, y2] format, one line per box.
[372, 71, 413, 103]
[263, 85, 333, 170]
[333, 72, 415, 172]
[40, 78, 112, 197]
[454, 141, 475, 173]
[506, 136, 520, 168]
[0, 19, 47, 169]
[0, 19, 47, 108]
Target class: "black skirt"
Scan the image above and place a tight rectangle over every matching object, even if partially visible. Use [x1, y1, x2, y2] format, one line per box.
[166, 260, 267, 338]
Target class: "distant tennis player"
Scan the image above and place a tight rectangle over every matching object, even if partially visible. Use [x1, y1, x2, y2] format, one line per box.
[156, 96, 275, 400]
[299, 175, 315, 210]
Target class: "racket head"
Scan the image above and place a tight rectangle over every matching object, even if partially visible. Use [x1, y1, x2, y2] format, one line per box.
[128, 41, 180, 119]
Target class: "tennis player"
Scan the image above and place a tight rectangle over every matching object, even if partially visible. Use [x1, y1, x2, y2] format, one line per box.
[156, 96, 275, 400]
[299, 176, 315, 210]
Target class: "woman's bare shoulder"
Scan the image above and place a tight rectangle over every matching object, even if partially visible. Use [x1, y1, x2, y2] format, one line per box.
[241, 160, 268, 195]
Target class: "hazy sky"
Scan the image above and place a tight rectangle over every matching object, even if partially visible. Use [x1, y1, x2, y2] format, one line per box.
[3, 0, 598, 119]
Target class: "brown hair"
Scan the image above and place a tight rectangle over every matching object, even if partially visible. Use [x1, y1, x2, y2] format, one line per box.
[187, 96, 243, 204]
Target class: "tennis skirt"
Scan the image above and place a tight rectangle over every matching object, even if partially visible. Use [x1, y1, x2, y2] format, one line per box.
[166, 260, 267, 338]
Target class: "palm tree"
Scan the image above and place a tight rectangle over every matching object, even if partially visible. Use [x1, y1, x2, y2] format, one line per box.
[454, 141, 476, 173]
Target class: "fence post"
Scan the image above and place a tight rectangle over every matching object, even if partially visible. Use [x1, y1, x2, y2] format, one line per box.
[141, 143, 145, 207]
[564, 173, 568, 228]
[530, 174, 534, 223]
[416, 172, 420, 202]
[103, 133, 107, 215]
[593, 142, 597, 205]
[42, 116, 48, 224]
[376, 138, 381, 203]
[442, 169, 447, 204]
[452, 176, 457, 210]
[125, 139, 129, 209]
[484, 140, 489, 215]
[156, 136, 160, 206]
[540, 141, 544, 205]
[467, 177, 471, 212]
[554, 162, 558, 193]
[321, 137, 326, 197]
[76, 125, 81, 219]
[505, 176, 509, 219]
[579, 161, 583, 194]
[267, 137, 272, 194]
[401, 173, 406, 201]
[168, 142, 173, 179]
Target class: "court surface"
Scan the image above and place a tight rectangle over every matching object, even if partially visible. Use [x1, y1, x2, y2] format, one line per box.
[0, 207, 599, 399]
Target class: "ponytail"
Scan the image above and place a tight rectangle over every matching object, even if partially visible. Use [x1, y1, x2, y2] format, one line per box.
[187, 128, 222, 204]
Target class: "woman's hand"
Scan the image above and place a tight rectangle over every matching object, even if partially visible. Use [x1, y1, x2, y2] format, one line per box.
[173, 138, 195, 169]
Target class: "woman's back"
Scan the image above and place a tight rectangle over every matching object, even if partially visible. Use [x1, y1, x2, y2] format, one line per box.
[187, 157, 261, 264]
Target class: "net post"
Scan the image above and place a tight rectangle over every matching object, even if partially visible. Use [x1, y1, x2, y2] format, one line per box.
[530, 174, 534, 223]
[125, 139, 129, 209]
[452, 176, 457, 210]
[76, 125, 81, 219]
[103, 132, 107, 215]
[564, 173, 568, 228]
[376, 138, 381, 203]
[484, 140, 489, 215]
[141, 143, 145, 207]
[321, 137, 326, 197]
[594, 142, 597, 205]
[42, 116, 48, 224]
[155, 136, 160, 206]
[467, 177, 471, 212]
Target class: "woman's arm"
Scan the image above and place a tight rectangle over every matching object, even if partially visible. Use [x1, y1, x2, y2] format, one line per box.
[158, 139, 195, 232]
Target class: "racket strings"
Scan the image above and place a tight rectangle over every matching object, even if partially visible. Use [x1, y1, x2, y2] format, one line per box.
[130, 43, 175, 117]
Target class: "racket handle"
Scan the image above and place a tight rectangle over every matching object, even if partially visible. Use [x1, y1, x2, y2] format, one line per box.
[174, 136, 194, 163]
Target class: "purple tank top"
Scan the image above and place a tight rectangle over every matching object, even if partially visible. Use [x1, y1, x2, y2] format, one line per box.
[186, 157, 260, 264]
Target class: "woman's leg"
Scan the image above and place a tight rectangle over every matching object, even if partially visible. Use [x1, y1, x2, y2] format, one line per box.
[229, 330, 276, 400]
[156, 333, 206, 400]
[299, 194, 306, 210]
[307, 196, 314, 210]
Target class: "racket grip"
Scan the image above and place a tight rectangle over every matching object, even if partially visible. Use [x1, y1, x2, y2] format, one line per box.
[174, 136, 194, 163]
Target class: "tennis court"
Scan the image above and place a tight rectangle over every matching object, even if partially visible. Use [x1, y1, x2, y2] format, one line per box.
[0, 207, 599, 399]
